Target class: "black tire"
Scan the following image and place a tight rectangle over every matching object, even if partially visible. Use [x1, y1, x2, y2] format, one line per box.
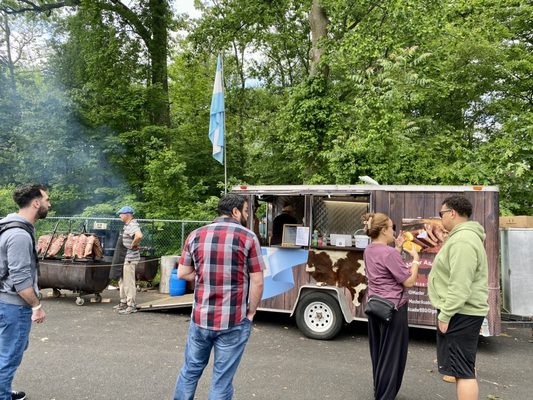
[295, 291, 344, 340]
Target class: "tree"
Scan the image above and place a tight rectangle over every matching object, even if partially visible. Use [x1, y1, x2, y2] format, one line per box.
[1, 0, 171, 126]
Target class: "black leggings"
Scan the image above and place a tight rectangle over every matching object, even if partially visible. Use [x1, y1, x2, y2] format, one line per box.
[368, 303, 409, 400]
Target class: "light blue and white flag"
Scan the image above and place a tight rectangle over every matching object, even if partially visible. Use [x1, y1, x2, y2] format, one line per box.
[209, 54, 224, 164]
[261, 247, 309, 300]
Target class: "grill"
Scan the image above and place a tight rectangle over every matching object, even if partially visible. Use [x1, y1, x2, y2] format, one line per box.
[38, 259, 111, 306]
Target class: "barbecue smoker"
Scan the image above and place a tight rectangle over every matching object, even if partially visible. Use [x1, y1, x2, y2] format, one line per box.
[37, 228, 111, 305]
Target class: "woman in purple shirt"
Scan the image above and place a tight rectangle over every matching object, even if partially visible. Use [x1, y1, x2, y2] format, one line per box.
[363, 212, 419, 400]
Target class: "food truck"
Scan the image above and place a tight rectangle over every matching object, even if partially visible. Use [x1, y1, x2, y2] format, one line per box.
[140, 184, 501, 340]
[233, 184, 501, 339]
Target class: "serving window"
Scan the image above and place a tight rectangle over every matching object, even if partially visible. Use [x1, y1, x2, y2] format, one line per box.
[312, 195, 370, 248]
[249, 195, 307, 247]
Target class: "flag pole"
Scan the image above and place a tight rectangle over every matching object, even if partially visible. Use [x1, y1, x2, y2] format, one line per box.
[222, 54, 227, 195]
[209, 53, 226, 192]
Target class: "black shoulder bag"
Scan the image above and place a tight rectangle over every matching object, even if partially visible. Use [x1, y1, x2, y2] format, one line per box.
[364, 295, 398, 323]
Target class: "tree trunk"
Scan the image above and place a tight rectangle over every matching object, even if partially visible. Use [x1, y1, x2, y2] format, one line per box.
[2, 13, 16, 92]
[148, 0, 170, 126]
[309, 0, 329, 79]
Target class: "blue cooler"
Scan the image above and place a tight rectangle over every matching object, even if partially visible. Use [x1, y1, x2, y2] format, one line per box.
[169, 268, 186, 296]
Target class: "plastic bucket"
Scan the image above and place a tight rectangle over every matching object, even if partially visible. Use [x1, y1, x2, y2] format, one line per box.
[169, 269, 186, 296]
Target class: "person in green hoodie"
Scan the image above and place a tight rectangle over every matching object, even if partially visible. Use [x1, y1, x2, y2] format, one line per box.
[428, 195, 489, 400]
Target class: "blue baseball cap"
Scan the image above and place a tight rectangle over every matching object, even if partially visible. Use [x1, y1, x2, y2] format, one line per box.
[117, 206, 135, 215]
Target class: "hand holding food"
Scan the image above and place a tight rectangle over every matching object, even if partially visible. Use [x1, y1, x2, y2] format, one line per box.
[402, 232, 422, 253]
[394, 231, 406, 249]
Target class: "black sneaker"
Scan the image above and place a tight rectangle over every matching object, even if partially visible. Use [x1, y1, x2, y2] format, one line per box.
[12, 390, 27, 400]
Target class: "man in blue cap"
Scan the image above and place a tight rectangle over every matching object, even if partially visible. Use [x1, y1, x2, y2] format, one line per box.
[115, 206, 143, 315]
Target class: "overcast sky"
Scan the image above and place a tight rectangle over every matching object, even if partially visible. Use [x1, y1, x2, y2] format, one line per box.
[173, 0, 202, 19]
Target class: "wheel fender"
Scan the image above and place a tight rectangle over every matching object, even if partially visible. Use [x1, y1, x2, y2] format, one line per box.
[290, 285, 353, 323]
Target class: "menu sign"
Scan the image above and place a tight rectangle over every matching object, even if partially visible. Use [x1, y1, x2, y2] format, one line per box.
[401, 218, 447, 326]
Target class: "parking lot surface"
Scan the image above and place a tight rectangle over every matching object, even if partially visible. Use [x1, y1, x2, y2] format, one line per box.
[13, 289, 533, 399]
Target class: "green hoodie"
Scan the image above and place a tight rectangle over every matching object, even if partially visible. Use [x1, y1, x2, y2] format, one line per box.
[428, 221, 489, 324]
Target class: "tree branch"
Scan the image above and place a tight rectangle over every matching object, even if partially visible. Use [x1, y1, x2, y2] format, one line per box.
[103, 1, 152, 46]
[346, 2, 381, 31]
[0, 0, 79, 14]
[0, 0, 152, 50]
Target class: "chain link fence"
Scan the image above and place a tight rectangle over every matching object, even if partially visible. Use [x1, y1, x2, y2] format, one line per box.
[35, 217, 210, 257]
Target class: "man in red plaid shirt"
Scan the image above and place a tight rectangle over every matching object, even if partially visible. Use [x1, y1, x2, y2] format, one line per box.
[173, 194, 265, 400]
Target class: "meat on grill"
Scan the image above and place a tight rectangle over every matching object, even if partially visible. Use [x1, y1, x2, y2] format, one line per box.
[38, 233, 104, 260]
[63, 234, 77, 258]
[93, 238, 104, 259]
[75, 234, 88, 259]
[84, 235, 95, 258]
[37, 234, 53, 256]
[46, 234, 66, 257]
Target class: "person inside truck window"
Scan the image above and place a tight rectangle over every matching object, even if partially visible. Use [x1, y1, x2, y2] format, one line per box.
[270, 202, 297, 246]
[362, 212, 420, 400]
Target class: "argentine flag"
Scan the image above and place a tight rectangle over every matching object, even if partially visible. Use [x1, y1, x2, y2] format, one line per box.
[209, 55, 224, 164]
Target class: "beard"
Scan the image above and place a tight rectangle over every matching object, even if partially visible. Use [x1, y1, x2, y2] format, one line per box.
[240, 215, 247, 226]
[37, 205, 49, 219]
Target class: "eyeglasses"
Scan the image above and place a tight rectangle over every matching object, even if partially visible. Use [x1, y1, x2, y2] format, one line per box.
[439, 209, 452, 218]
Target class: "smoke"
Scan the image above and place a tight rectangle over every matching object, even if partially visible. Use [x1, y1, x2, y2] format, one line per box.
[0, 14, 133, 216]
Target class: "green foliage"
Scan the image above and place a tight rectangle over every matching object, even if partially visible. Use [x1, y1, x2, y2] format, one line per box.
[0, 0, 531, 218]
[0, 185, 17, 216]
[50, 5, 150, 131]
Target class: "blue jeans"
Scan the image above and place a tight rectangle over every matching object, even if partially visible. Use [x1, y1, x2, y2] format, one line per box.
[0, 302, 32, 400]
[174, 319, 252, 400]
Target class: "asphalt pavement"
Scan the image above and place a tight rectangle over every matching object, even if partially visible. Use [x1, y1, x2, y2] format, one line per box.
[12, 288, 533, 400]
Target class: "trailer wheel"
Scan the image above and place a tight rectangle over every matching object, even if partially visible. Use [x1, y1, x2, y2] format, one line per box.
[52, 289, 61, 298]
[295, 292, 343, 340]
[94, 293, 102, 303]
[75, 297, 85, 306]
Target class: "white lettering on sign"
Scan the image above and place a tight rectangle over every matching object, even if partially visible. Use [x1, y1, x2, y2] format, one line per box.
[408, 307, 437, 314]
[408, 299, 433, 305]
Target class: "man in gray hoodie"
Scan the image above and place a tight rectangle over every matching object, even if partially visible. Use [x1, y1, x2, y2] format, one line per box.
[0, 184, 50, 400]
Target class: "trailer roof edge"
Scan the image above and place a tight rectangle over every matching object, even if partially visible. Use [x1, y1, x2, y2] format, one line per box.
[231, 185, 499, 194]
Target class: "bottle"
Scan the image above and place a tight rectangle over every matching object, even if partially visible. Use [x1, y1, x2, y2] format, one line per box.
[312, 230, 318, 246]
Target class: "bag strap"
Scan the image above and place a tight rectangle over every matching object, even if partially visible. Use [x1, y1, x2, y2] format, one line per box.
[0, 221, 40, 276]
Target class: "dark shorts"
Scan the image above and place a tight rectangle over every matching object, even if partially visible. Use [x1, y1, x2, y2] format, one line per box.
[436, 313, 484, 379]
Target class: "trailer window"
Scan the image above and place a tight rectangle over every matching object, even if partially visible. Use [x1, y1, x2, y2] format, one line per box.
[266, 196, 306, 246]
[312, 195, 370, 246]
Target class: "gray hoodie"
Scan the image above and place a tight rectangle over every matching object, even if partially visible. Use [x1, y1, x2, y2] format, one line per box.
[0, 213, 39, 306]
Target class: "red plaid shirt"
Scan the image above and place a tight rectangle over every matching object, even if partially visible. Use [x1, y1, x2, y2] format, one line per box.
[179, 216, 265, 330]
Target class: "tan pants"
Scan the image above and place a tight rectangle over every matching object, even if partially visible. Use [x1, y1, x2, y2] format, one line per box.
[119, 260, 138, 306]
